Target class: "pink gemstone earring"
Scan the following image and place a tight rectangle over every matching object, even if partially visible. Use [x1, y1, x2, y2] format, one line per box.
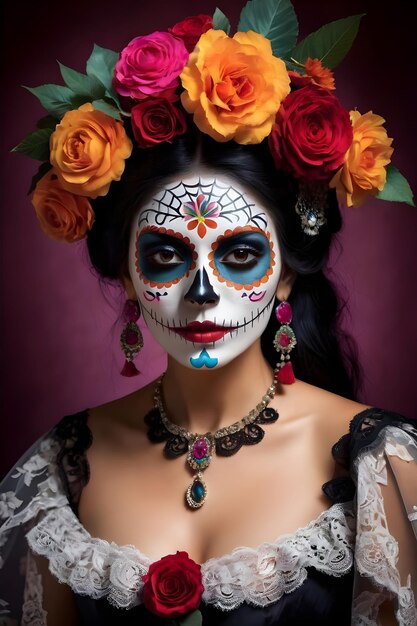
[120, 299, 143, 377]
[273, 301, 297, 384]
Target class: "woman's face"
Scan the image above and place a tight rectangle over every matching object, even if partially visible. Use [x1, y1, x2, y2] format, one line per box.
[128, 173, 282, 369]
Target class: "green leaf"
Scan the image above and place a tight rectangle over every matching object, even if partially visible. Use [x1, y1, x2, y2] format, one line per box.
[284, 59, 304, 73]
[86, 44, 119, 92]
[24, 83, 76, 117]
[376, 165, 415, 207]
[178, 610, 203, 626]
[11, 128, 53, 161]
[213, 8, 231, 34]
[36, 115, 58, 130]
[91, 99, 121, 120]
[104, 86, 122, 109]
[59, 62, 105, 98]
[70, 95, 93, 109]
[28, 161, 54, 195]
[238, 0, 298, 59]
[291, 14, 364, 69]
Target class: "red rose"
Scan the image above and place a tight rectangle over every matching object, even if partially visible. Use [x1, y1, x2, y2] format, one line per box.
[269, 84, 353, 182]
[169, 14, 213, 52]
[287, 70, 311, 90]
[131, 98, 187, 148]
[142, 551, 203, 619]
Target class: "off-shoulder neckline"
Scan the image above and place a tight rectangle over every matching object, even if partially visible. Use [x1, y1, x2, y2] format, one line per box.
[51, 405, 415, 568]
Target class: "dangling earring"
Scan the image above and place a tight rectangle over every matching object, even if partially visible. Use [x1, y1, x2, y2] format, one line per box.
[120, 299, 143, 377]
[273, 301, 296, 384]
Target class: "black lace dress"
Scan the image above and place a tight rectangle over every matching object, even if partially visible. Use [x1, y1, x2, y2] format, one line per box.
[0, 409, 416, 626]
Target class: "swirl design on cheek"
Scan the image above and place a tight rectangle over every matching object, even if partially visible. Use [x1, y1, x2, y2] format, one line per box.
[135, 226, 197, 288]
[242, 291, 267, 302]
[143, 290, 168, 302]
[208, 226, 276, 291]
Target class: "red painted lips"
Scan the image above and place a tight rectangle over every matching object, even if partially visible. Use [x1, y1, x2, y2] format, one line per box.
[170, 320, 236, 343]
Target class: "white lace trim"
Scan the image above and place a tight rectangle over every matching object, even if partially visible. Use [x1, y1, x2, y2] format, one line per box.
[201, 504, 354, 610]
[352, 426, 417, 626]
[26, 501, 354, 611]
[409, 507, 417, 523]
[21, 551, 47, 626]
[26, 506, 150, 609]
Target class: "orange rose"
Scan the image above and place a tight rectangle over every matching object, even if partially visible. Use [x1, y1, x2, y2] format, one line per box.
[180, 29, 290, 144]
[32, 170, 95, 242]
[330, 110, 393, 207]
[50, 103, 132, 198]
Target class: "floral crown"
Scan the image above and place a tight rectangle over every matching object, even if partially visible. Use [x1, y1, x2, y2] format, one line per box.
[14, 0, 414, 242]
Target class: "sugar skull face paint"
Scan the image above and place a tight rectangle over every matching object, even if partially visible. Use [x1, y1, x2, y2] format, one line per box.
[129, 175, 282, 369]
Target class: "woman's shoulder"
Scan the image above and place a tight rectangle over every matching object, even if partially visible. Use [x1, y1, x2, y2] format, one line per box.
[275, 379, 416, 464]
[273, 379, 370, 452]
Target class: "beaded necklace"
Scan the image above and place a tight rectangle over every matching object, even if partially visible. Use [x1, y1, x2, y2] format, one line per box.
[145, 373, 279, 509]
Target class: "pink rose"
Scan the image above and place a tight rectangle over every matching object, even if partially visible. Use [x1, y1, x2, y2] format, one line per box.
[113, 32, 189, 100]
[168, 15, 213, 52]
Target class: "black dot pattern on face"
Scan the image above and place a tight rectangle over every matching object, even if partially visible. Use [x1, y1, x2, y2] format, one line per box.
[138, 178, 269, 231]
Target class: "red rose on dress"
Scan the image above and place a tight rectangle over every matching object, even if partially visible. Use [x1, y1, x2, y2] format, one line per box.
[142, 551, 203, 618]
[131, 98, 187, 148]
[168, 15, 213, 52]
[269, 84, 353, 182]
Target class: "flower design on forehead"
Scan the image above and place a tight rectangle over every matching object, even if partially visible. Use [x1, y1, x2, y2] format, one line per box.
[139, 179, 268, 230]
[181, 194, 220, 238]
[13, 1, 414, 244]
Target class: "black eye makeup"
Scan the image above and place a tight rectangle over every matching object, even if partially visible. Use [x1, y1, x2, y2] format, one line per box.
[137, 230, 195, 284]
[213, 232, 271, 284]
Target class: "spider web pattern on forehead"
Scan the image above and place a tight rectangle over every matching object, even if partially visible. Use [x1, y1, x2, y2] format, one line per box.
[138, 179, 268, 230]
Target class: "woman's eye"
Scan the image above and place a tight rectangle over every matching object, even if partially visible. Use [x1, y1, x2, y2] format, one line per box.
[147, 248, 184, 265]
[220, 247, 259, 267]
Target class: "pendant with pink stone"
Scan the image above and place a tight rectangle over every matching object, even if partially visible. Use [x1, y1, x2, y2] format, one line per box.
[187, 436, 212, 471]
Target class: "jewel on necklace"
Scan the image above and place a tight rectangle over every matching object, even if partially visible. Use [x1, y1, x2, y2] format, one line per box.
[187, 436, 213, 471]
[186, 472, 207, 509]
[147, 371, 279, 510]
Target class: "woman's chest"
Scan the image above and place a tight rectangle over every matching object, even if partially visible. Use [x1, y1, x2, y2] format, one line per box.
[77, 417, 336, 564]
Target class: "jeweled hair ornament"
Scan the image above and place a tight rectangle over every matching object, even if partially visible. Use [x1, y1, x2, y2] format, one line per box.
[13, 0, 414, 241]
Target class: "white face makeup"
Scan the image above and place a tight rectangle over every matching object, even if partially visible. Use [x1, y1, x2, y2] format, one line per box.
[128, 175, 282, 369]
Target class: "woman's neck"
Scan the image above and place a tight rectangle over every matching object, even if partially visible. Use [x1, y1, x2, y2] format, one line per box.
[161, 341, 275, 434]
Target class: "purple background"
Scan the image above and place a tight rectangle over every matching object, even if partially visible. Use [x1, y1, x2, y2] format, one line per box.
[1, 0, 416, 477]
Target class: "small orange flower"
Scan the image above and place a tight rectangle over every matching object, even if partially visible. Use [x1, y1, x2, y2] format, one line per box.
[32, 170, 95, 242]
[330, 110, 394, 207]
[288, 58, 335, 91]
[305, 58, 335, 90]
[50, 103, 132, 198]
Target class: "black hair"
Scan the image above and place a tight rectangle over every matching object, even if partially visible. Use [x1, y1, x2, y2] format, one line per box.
[87, 125, 360, 399]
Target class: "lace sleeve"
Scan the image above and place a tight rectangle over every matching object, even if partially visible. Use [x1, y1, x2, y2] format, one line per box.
[348, 410, 417, 626]
[0, 412, 89, 626]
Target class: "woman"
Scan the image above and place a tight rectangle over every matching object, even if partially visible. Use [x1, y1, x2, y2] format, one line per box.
[1, 3, 416, 625]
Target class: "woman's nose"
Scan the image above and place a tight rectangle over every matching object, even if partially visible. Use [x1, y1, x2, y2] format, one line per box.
[184, 268, 219, 305]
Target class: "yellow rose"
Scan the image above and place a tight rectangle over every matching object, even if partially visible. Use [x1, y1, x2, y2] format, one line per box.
[330, 110, 393, 207]
[180, 29, 290, 144]
[32, 170, 95, 242]
[50, 103, 132, 198]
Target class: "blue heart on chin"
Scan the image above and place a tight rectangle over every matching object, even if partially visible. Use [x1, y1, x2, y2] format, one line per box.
[190, 349, 218, 369]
